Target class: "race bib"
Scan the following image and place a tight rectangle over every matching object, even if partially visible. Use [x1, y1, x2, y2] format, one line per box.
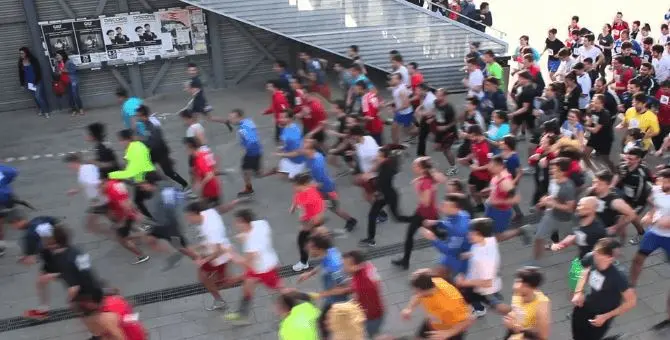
[596, 199, 605, 213]
[588, 270, 605, 291]
[574, 230, 587, 246]
[547, 49, 554, 56]
[75, 254, 91, 271]
[123, 313, 139, 323]
[661, 95, 670, 105]
[629, 119, 640, 128]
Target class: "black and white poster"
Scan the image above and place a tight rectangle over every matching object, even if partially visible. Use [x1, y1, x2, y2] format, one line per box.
[189, 7, 208, 55]
[129, 13, 163, 62]
[100, 15, 137, 65]
[40, 21, 78, 58]
[73, 19, 106, 67]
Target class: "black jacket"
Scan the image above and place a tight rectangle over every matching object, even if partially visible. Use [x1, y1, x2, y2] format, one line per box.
[18, 56, 43, 87]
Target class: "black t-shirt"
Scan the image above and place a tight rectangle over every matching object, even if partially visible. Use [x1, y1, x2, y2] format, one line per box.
[57, 246, 102, 299]
[376, 158, 398, 194]
[581, 254, 630, 315]
[597, 34, 614, 60]
[191, 91, 209, 114]
[573, 218, 607, 259]
[515, 85, 536, 116]
[587, 109, 613, 147]
[616, 163, 653, 206]
[95, 143, 120, 178]
[564, 85, 582, 113]
[435, 100, 457, 134]
[545, 38, 565, 61]
[585, 189, 623, 227]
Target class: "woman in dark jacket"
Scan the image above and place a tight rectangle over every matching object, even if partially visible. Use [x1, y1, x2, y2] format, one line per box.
[18, 47, 50, 117]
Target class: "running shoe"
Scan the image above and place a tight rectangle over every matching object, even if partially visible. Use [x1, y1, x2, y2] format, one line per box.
[292, 261, 309, 272]
[236, 189, 255, 199]
[0, 246, 5, 257]
[651, 319, 670, 331]
[224, 312, 251, 325]
[345, 218, 358, 232]
[358, 238, 376, 247]
[391, 259, 409, 270]
[628, 235, 641, 245]
[446, 167, 458, 176]
[376, 214, 388, 224]
[23, 309, 48, 320]
[472, 308, 487, 318]
[205, 299, 227, 311]
[132, 255, 150, 265]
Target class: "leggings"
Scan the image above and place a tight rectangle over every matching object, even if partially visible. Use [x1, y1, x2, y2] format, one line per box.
[133, 185, 154, 220]
[297, 230, 310, 264]
[367, 189, 410, 239]
[152, 150, 188, 188]
[401, 212, 432, 264]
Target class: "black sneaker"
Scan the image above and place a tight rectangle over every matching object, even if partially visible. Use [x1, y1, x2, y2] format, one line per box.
[391, 258, 409, 270]
[651, 319, 670, 331]
[345, 218, 358, 232]
[236, 189, 255, 198]
[358, 238, 376, 247]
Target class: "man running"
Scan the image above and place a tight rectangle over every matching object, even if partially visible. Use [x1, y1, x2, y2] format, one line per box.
[586, 170, 638, 243]
[388, 73, 414, 149]
[612, 147, 652, 244]
[264, 110, 306, 179]
[116, 87, 144, 135]
[86, 123, 120, 178]
[263, 80, 291, 143]
[63, 153, 109, 235]
[184, 137, 221, 207]
[0, 164, 20, 256]
[228, 109, 262, 198]
[224, 209, 282, 324]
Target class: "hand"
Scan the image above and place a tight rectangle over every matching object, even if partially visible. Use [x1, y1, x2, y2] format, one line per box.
[194, 258, 208, 267]
[571, 291, 585, 307]
[400, 308, 412, 320]
[420, 227, 437, 241]
[589, 314, 609, 327]
[550, 243, 564, 251]
[66, 189, 79, 196]
[655, 150, 663, 157]
[453, 274, 466, 287]
[274, 152, 285, 157]
[503, 315, 521, 333]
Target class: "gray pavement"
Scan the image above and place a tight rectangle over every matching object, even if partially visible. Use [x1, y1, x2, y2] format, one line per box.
[0, 76, 669, 339]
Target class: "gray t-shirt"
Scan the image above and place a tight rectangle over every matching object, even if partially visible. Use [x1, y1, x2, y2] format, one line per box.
[548, 179, 577, 221]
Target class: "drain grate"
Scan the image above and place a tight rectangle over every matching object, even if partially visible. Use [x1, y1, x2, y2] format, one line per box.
[0, 214, 540, 332]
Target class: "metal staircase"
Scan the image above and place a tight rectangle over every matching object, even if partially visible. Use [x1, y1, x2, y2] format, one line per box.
[181, 0, 508, 91]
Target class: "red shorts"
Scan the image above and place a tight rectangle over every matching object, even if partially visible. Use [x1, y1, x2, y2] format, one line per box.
[201, 262, 228, 283]
[245, 268, 282, 290]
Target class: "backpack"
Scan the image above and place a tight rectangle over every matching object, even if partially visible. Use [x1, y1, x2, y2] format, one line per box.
[51, 77, 66, 97]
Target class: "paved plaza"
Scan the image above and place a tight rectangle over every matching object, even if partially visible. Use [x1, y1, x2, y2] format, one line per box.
[0, 77, 669, 340]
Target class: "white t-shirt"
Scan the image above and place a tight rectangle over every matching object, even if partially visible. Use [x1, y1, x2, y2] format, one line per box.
[577, 45, 602, 63]
[651, 185, 670, 237]
[576, 73, 592, 109]
[652, 55, 670, 82]
[243, 220, 280, 273]
[555, 57, 576, 81]
[78, 164, 101, 200]
[467, 69, 485, 99]
[394, 65, 410, 88]
[186, 123, 204, 138]
[198, 209, 230, 266]
[422, 91, 437, 112]
[467, 237, 502, 295]
[355, 136, 380, 173]
[393, 85, 413, 115]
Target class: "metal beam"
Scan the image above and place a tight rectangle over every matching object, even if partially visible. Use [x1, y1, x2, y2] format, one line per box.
[137, 0, 152, 11]
[145, 60, 172, 96]
[128, 64, 144, 97]
[110, 68, 132, 93]
[229, 20, 279, 61]
[206, 12, 226, 88]
[232, 40, 280, 84]
[22, 0, 58, 112]
[117, 0, 129, 12]
[56, 0, 76, 18]
[95, 0, 109, 16]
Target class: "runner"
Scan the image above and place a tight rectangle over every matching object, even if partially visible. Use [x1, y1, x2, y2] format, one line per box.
[401, 269, 474, 340]
[223, 209, 282, 324]
[227, 109, 262, 198]
[86, 122, 120, 178]
[263, 80, 291, 143]
[350, 125, 380, 204]
[115, 87, 144, 134]
[108, 129, 156, 221]
[183, 137, 221, 207]
[0, 164, 19, 256]
[78, 292, 147, 340]
[184, 201, 232, 311]
[612, 147, 652, 244]
[416, 84, 437, 157]
[63, 153, 111, 234]
[180, 108, 208, 146]
[503, 267, 551, 340]
[586, 170, 638, 243]
[420, 193, 471, 279]
[263, 110, 306, 179]
[338, 250, 385, 338]
[460, 125, 491, 212]
[276, 290, 321, 340]
[290, 173, 326, 272]
[433, 88, 459, 175]
[357, 81, 384, 145]
[388, 73, 414, 149]
[485, 155, 521, 242]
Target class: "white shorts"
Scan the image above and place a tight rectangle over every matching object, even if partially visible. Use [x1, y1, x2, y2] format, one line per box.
[278, 158, 306, 179]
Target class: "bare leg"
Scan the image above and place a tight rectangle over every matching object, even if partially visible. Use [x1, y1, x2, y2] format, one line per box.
[198, 269, 224, 300]
[629, 253, 647, 287]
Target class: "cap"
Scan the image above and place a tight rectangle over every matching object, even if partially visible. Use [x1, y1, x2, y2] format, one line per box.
[35, 223, 54, 237]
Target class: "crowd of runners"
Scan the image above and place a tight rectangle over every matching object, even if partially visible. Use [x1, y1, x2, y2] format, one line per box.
[3, 6, 670, 340]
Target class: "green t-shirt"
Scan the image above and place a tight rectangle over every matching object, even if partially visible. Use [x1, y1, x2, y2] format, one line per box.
[279, 302, 321, 340]
[108, 141, 155, 182]
[486, 62, 505, 91]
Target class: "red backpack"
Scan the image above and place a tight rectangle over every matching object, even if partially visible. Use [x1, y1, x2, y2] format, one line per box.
[51, 75, 66, 97]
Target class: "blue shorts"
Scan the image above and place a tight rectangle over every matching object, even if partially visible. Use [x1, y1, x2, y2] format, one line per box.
[439, 256, 468, 275]
[547, 59, 560, 73]
[638, 230, 670, 257]
[394, 111, 415, 127]
[485, 205, 513, 234]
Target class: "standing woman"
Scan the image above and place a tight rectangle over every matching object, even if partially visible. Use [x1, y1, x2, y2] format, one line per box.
[18, 47, 50, 118]
[392, 157, 443, 270]
[55, 50, 84, 116]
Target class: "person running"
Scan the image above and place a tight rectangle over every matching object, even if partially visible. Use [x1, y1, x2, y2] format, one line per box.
[612, 147, 652, 244]
[100, 176, 150, 264]
[263, 80, 291, 143]
[325, 301, 367, 340]
[420, 193, 472, 279]
[115, 87, 144, 135]
[433, 88, 459, 175]
[264, 110, 306, 179]
[228, 109, 262, 198]
[224, 209, 282, 324]
[108, 129, 156, 221]
[135, 105, 189, 190]
[388, 73, 414, 149]
[63, 153, 110, 235]
[139, 172, 198, 271]
[290, 173, 326, 272]
[303, 138, 358, 232]
[401, 269, 474, 340]
[338, 250, 385, 338]
[86, 123, 120, 178]
[571, 238, 637, 340]
[392, 157, 442, 270]
[485, 155, 520, 241]
[503, 267, 551, 340]
[276, 290, 321, 340]
[357, 81, 384, 145]
[460, 125, 491, 212]
[350, 126, 380, 204]
[551, 197, 608, 295]
[78, 292, 147, 340]
[586, 170, 638, 243]
[184, 137, 221, 207]
[184, 201, 232, 311]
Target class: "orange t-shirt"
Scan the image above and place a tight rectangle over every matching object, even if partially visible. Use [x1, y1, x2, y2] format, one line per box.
[419, 278, 470, 330]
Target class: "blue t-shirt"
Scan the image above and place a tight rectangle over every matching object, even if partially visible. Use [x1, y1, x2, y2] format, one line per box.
[434, 211, 472, 274]
[320, 247, 348, 305]
[0, 165, 18, 205]
[122, 97, 144, 134]
[306, 152, 336, 194]
[306, 59, 325, 85]
[238, 119, 262, 156]
[560, 121, 584, 139]
[504, 153, 521, 176]
[281, 123, 305, 164]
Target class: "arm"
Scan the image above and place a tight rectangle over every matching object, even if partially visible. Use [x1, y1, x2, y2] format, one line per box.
[552, 234, 576, 250]
[611, 198, 636, 228]
[108, 158, 139, 181]
[532, 300, 552, 340]
[601, 288, 637, 321]
[98, 313, 126, 340]
[510, 102, 531, 117]
[319, 283, 353, 298]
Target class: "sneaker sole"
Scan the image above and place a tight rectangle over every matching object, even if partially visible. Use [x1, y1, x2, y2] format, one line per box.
[133, 257, 150, 265]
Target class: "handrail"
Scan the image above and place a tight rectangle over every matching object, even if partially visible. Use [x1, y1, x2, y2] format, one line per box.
[416, 0, 507, 40]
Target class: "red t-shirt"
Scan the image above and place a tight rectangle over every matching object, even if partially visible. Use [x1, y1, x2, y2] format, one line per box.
[415, 176, 438, 219]
[101, 296, 146, 340]
[528, 64, 541, 79]
[294, 185, 325, 222]
[104, 180, 137, 221]
[303, 99, 327, 132]
[263, 90, 290, 120]
[351, 262, 384, 320]
[293, 88, 306, 113]
[471, 140, 491, 181]
[362, 92, 383, 134]
[611, 21, 629, 40]
[656, 88, 670, 126]
[567, 24, 580, 35]
[193, 146, 220, 199]
[613, 67, 633, 95]
[410, 73, 424, 106]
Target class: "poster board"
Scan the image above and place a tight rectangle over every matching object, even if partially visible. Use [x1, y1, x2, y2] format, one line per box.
[38, 6, 208, 71]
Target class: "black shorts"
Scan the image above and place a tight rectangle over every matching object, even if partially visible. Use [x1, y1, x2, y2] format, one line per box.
[417, 319, 465, 340]
[435, 131, 457, 147]
[41, 260, 59, 274]
[586, 140, 612, 155]
[149, 225, 187, 248]
[321, 191, 340, 210]
[512, 112, 535, 129]
[86, 203, 109, 215]
[241, 154, 262, 172]
[116, 219, 133, 238]
[468, 174, 489, 191]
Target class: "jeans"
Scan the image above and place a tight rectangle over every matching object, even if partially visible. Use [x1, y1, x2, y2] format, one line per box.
[68, 82, 83, 111]
[30, 82, 50, 114]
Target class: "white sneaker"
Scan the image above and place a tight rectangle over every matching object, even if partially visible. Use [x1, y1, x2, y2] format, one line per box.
[472, 307, 487, 318]
[292, 261, 309, 272]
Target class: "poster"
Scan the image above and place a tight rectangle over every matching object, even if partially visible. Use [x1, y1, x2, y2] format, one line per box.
[157, 8, 193, 58]
[188, 7, 208, 54]
[40, 21, 78, 58]
[129, 13, 163, 62]
[72, 19, 106, 67]
[100, 14, 137, 65]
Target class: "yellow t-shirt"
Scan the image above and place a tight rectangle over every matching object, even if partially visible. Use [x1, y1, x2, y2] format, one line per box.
[419, 278, 470, 330]
[508, 291, 550, 340]
[624, 108, 660, 150]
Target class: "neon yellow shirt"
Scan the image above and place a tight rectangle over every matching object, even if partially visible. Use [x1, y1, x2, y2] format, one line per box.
[108, 141, 155, 182]
[279, 302, 320, 340]
[486, 62, 505, 91]
[623, 108, 660, 150]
